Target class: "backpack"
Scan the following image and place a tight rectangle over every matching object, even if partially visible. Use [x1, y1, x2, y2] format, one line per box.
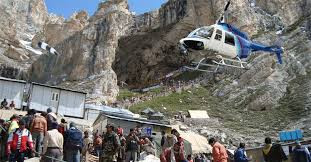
[67, 128, 83, 150]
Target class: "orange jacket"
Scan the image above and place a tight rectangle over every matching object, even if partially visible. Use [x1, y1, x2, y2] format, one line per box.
[212, 142, 228, 162]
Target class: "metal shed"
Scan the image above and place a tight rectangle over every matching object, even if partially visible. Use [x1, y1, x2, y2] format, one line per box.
[29, 83, 86, 118]
[0, 77, 26, 109]
[93, 113, 171, 136]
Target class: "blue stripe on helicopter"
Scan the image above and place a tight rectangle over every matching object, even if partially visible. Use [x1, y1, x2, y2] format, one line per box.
[220, 24, 244, 58]
[218, 23, 249, 40]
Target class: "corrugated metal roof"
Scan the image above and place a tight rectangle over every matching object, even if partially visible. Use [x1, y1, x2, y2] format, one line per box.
[0, 77, 26, 84]
[32, 82, 87, 94]
[85, 104, 134, 117]
[188, 110, 210, 119]
[105, 115, 171, 127]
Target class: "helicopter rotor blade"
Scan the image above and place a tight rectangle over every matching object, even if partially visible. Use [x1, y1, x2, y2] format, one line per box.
[224, 0, 231, 12]
[217, 0, 231, 23]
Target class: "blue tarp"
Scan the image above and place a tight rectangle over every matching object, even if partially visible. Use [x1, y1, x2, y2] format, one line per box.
[280, 130, 303, 141]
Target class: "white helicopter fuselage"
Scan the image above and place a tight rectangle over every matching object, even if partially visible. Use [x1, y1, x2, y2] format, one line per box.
[180, 24, 238, 59]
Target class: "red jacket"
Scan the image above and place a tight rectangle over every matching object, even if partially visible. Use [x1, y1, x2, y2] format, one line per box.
[7, 128, 33, 153]
[160, 148, 185, 162]
[212, 142, 228, 162]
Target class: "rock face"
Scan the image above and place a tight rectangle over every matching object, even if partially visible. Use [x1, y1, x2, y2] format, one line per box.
[113, 0, 311, 140]
[32, 11, 89, 47]
[0, 0, 48, 79]
[30, 0, 133, 103]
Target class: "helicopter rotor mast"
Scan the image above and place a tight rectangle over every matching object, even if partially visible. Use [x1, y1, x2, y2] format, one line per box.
[217, 0, 231, 24]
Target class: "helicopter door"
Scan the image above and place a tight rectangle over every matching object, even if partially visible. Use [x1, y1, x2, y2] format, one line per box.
[223, 32, 237, 58]
[210, 29, 224, 54]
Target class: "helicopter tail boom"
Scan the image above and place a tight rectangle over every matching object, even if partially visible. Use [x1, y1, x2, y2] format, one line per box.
[249, 43, 283, 64]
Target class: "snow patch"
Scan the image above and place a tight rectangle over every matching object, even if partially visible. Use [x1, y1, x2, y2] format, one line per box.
[19, 40, 42, 55]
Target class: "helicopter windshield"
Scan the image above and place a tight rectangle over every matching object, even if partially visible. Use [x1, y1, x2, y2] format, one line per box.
[193, 27, 214, 39]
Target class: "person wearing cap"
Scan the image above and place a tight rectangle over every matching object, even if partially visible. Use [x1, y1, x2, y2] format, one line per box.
[30, 112, 47, 156]
[293, 141, 311, 162]
[160, 142, 185, 162]
[7, 120, 34, 162]
[101, 124, 120, 162]
[42, 122, 63, 162]
[209, 137, 228, 162]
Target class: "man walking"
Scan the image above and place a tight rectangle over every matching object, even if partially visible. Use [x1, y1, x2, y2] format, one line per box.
[42, 122, 63, 162]
[209, 137, 228, 162]
[292, 141, 311, 162]
[30, 112, 47, 156]
[234, 143, 249, 162]
[101, 124, 120, 162]
[46, 108, 57, 131]
[7, 120, 34, 162]
[64, 123, 83, 162]
[262, 137, 287, 162]
[125, 128, 140, 162]
[22, 109, 36, 130]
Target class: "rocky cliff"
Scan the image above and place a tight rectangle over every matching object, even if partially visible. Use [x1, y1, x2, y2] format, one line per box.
[0, 0, 48, 79]
[29, 0, 133, 103]
[114, 0, 311, 142]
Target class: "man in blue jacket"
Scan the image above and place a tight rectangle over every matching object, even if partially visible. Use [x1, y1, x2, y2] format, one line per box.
[234, 143, 249, 162]
[293, 141, 311, 162]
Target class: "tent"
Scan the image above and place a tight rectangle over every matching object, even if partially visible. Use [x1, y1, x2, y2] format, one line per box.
[179, 131, 212, 154]
[141, 107, 155, 115]
[187, 110, 210, 119]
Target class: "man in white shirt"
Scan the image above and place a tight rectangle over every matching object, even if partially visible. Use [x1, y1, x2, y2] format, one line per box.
[42, 122, 63, 162]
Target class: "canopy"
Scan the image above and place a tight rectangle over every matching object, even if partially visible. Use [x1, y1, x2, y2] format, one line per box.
[180, 131, 212, 154]
[141, 107, 155, 115]
[188, 110, 210, 119]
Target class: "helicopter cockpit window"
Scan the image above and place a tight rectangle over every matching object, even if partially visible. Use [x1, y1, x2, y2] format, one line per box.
[215, 29, 222, 41]
[225, 33, 235, 46]
[194, 27, 214, 39]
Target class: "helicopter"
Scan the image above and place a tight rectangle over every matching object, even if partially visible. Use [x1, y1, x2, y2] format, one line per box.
[179, 0, 283, 72]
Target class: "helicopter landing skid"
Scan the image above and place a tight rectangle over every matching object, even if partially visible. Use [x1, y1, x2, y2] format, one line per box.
[212, 55, 247, 69]
[184, 55, 248, 73]
[183, 58, 220, 73]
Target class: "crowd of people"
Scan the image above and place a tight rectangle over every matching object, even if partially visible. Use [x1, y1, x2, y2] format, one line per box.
[160, 130, 311, 162]
[1, 106, 311, 162]
[0, 108, 158, 162]
[0, 108, 74, 162]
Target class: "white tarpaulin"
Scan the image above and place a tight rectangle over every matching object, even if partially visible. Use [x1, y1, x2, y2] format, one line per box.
[188, 110, 210, 119]
[180, 131, 212, 154]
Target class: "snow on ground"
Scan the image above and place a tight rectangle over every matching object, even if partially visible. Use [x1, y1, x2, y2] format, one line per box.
[19, 40, 43, 55]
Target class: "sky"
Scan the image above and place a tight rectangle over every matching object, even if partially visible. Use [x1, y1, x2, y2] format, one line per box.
[45, 0, 167, 19]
